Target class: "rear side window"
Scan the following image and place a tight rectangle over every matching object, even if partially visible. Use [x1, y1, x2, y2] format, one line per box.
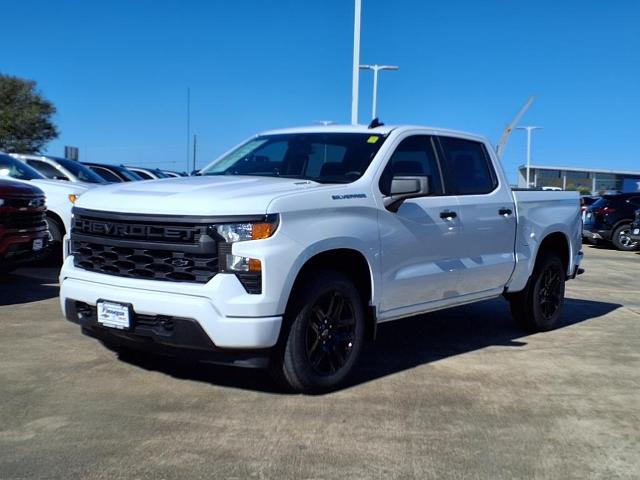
[439, 137, 497, 195]
[379, 135, 443, 195]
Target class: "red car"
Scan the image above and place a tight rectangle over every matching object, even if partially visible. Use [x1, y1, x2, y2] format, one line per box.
[0, 179, 49, 274]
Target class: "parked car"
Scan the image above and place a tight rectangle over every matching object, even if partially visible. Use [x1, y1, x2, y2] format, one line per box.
[82, 162, 144, 183]
[629, 209, 640, 244]
[161, 170, 188, 178]
[60, 124, 583, 393]
[10, 154, 108, 185]
[0, 179, 49, 273]
[0, 153, 90, 258]
[125, 166, 169, 180]
[583, 193, 640, 250]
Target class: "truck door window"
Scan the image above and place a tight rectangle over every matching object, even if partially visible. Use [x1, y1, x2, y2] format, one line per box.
[379, 135, 443, 195]
[26, 160, 70, 181]
[438, 137, 497, 195]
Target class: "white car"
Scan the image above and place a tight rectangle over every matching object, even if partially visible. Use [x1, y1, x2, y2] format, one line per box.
[0, 153, 91, 254]
[59, 124, 583, 392]
[10, 154, 108, 186]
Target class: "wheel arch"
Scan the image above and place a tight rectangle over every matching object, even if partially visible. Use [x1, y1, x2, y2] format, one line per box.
[284, 248, 377, 340]
[45, 210, 66, 237]
[535, 231, 570, 278]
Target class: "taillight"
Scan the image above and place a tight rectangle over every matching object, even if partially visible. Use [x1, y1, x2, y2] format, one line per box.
[593, 206, 616, 215]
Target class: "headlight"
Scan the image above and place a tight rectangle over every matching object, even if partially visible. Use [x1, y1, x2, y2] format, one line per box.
[215, 215, 278, 243]
[215, 215, 278, 279]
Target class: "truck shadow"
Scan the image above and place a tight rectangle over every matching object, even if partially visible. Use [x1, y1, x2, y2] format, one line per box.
[0, 268, 60, 306]
[114, 296, 620, 394]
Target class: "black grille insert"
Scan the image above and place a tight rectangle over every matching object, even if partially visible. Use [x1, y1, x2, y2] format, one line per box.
[71, 210, 220, 283]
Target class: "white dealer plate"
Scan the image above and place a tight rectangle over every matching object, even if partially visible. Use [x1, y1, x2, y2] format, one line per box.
[97, 301, 131, 330]
[32, 238, 43, 251]
[633, 228, 640, 235]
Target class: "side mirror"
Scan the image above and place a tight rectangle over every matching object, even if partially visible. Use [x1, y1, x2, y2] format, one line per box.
[384, 175, 431, 212]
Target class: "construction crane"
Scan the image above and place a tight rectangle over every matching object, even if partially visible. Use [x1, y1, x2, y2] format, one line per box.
[496, 96, 535, 160]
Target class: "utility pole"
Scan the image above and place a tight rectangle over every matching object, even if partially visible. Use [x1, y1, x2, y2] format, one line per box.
[351, 0, 361, 125]
[517, 126, 542, 188]
[359, 64, 399, 119]
[186, 87, 191, 172]
[192, 134, 197, 173]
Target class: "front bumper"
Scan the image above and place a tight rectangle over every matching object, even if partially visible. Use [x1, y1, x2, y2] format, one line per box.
[60, 262, 283, 353]
[0, 230, 49, 267]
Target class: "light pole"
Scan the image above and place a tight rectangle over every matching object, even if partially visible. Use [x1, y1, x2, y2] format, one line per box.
[517, 126, 542, 188]
[359, 64, 399, 119]
[351, 0, 362, 125]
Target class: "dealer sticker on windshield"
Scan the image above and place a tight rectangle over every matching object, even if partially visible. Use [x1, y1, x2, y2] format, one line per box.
[97, 301, 131, 330]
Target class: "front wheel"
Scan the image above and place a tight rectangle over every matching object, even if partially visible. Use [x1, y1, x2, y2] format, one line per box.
[611, 223, 639, 251]
[271, 270, 365, 393]
[509, 254, 566, 332]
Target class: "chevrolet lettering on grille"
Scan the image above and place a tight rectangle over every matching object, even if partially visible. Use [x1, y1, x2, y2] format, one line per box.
[75, 218, 199, 242]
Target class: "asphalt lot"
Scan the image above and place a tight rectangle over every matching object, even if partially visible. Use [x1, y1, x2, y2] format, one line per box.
[1, 245, 639, 479]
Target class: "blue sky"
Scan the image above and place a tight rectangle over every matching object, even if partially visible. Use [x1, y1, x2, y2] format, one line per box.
[2, 0, 638, 181]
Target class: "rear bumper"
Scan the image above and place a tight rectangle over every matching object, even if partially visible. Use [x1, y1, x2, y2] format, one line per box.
[582, 228, 611, 241]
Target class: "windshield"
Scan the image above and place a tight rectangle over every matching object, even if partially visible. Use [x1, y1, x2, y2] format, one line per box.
[0, 154, 46, 180]
[114, 166, 144, 181]
[55, 158, 107, 184]
[201, 133, 388, 183]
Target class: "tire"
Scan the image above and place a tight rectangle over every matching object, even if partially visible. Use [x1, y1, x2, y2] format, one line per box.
[270, 270, 366, 393]
[44, 217, 64, 264]
[509, 253, 566, 332]
[611, 223, 640, 251]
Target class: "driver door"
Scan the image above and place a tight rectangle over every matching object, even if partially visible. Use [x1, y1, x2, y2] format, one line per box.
[377, 135, 461, 315]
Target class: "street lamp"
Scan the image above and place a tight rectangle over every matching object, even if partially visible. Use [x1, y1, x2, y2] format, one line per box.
[359, 64, 399, 119]
[517, 126, 542, 188]
[351, 0, 362, 125]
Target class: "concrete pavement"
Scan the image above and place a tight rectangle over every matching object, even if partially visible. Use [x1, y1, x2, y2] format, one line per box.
[0, 245, 638, 479]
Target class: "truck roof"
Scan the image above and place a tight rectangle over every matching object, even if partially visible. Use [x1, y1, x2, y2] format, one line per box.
[259, 124, 490, 144]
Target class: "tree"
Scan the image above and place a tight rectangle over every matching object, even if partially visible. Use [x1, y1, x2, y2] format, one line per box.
[0, 74, 59, 153]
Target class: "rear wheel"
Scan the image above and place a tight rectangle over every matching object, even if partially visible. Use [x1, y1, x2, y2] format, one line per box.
[611, 223, 639, 251]
[271, 270, 365, 393]
[509, 253, 566, 332]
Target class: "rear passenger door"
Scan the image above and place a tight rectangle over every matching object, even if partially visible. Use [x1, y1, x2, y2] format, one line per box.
[437, 136, 516, 296]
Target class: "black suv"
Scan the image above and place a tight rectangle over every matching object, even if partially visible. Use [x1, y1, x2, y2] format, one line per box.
[630, 209, 640, 244]
[583, 193, 640, 251]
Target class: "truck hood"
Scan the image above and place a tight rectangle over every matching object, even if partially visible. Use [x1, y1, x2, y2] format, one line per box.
[74, 175, 324, 215]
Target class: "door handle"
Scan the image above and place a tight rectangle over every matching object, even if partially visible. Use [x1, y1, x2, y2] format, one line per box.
[499, 208, 513, 216]
[440, 210, 457, 220]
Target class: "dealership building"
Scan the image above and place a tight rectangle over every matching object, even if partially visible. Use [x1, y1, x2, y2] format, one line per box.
[517, 165, 640, 193]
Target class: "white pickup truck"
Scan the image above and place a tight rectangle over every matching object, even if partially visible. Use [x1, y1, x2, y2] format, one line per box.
[59, 124, 583, 392]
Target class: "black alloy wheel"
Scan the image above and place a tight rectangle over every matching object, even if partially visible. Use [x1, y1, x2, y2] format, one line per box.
[305, 291, 357, 376]
[271, 270, 365, 393]
[508, 253, 565, 332]
[537, 266, 563, 321]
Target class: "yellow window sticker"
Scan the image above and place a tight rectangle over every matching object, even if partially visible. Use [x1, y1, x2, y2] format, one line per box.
[367, 135, 379, 144]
